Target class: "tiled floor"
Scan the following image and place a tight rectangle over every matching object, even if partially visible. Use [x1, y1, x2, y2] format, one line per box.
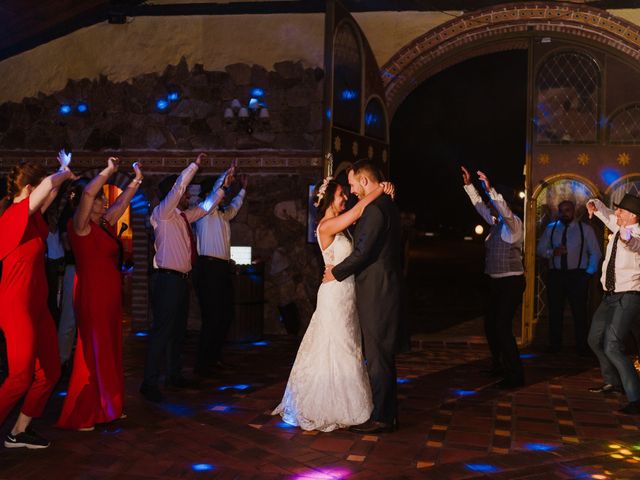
[1, 334, 640, 479]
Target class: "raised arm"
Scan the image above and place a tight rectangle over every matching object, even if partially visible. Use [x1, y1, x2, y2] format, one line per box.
[222, 175, 248, 221]
[319, 182, 393, 237]
[156, 154, 205, 220]
[331, 204, 385, 282]
[587, 198, 617, 232]
[184, 163, 235, 223]
[31, 149, 75, 215]
[103, 162, 144, 226]
[73, 157, 118, 235]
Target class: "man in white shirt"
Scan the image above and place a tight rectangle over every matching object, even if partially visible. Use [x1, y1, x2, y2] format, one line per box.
[193, 175, 247, 376]
[140, 154, 232, 403]
[586, 194, 640, 415]
[462, 167, 525, 388]
[536, 200, 601, 355]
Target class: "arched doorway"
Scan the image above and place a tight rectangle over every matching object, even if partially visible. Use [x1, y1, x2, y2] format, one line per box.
[378, 3, 640, 344]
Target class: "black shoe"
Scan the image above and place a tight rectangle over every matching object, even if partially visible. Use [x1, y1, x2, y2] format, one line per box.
[588, 383, 622, 394]
[618, 401, 640, 415]
[4, 428, 50, 449]
[349, 419, 395, 434]
[140, 384, 164, 403]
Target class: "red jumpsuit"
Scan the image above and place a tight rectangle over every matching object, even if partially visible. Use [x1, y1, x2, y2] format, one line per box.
[0, 198, 61, 425]
[57, 220, 123, 429]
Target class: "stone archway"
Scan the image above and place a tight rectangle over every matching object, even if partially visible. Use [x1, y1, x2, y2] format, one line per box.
[381, 3, 640, 118]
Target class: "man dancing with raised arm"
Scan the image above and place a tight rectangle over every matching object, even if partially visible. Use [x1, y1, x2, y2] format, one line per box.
[140, 154, 233, 403]
[586, 194, 640, 415]
[461, 166, 525, 388]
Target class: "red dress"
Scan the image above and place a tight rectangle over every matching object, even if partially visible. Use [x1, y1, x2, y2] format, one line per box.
[57, 220, 123, 429]
[0, 198, 61, 425]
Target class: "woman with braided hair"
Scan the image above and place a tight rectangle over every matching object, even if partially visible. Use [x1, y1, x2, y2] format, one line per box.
[0, 152, 75, 449]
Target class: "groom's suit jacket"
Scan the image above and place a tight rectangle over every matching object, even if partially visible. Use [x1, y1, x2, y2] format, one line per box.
[332, 195, 408, 354]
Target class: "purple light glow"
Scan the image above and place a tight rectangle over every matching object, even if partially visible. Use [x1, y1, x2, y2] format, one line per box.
[291, 467, 351, 479]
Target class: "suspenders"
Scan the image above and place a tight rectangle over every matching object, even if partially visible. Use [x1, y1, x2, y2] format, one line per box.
[549, 220, 584, 270]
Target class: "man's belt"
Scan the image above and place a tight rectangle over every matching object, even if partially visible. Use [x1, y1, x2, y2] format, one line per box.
[603, 290, 640, 297]
[198, 255, 230, 264]
[155, 268, 190, 279]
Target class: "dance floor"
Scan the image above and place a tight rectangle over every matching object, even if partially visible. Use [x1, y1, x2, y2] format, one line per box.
[1, 333, 640, 479]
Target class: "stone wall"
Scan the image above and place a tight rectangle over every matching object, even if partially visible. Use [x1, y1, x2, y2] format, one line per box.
[0, 58, 323, 152]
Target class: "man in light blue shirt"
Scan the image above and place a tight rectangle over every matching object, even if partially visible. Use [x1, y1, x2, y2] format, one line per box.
[537, 200, 601, 355]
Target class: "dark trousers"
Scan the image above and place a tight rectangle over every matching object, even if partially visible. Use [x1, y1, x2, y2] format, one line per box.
[45, 258, 64, 325]
[194, 256, 234, 371]
[486, 275, 525, 383]
[547, 269, 590, 352]
[361, 326, 397, 424]
[142, 271, 189, 387]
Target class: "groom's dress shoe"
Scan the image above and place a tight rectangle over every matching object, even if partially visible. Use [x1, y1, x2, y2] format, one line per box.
[349, 419, 394, 434]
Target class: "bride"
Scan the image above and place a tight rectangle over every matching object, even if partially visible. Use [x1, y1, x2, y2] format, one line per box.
[272, 176, 394, 431]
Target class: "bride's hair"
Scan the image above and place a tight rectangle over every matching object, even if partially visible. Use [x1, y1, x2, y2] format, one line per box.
[313, 178, 339, 220]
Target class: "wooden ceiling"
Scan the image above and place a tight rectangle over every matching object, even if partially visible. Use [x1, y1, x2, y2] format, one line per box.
[1, 1, 638, 61]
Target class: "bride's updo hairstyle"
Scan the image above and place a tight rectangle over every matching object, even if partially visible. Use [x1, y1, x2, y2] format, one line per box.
[313, 177, 339, 220]
[0, 160, 46, 217]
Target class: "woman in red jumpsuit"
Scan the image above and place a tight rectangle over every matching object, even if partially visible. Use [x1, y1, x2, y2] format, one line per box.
[0, 154, 74, 449]
[57, 158, 143, 431]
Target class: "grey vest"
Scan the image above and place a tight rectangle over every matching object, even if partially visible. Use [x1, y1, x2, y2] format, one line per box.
[485, 220, 524, 275]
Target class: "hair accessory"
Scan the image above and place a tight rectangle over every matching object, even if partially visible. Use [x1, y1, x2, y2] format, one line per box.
[314, 176, 333, 207]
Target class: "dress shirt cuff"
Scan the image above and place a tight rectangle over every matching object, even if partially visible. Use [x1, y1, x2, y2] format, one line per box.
[463, 184, 482, 204]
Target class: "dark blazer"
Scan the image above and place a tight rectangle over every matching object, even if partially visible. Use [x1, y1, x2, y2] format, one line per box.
[332, 195, 407, 353]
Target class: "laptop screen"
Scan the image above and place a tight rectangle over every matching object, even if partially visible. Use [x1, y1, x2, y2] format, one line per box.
[230, 246, 252, 265]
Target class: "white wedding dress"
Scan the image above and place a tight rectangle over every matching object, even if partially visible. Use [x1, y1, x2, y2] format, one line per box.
[272, 231, 373, 432]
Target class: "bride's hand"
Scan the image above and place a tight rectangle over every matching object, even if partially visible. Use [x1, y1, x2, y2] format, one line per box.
[381, 181, 395, 199]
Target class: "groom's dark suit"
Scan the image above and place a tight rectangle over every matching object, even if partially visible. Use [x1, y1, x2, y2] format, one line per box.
[332, 195, 406, 425]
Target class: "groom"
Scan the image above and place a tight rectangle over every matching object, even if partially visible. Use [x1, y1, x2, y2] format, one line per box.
[324, 160, 405, 433]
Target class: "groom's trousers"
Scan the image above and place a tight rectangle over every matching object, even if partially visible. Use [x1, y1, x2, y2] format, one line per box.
[362, 324, 397, 425]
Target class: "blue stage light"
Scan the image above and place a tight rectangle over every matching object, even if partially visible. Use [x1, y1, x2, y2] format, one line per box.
[252, 341, 268, 346]
[325, 108, 332, 119]
[191, 463, 215, 472]
[167, 92, 180, 102]
[396, 377, 411, 384]
[218, 384, 250, 392]
[76, 102, 88, 113]
[250, 87, 264, 97]
[601, 168, 621, 186]
[57, 391, 68, 397]
[156, 98, 169, 111]
[520, 353, 537, 359]
[465, 463, 499, 473]
[134, 331, 148, 337]
[59, 104, 72, 115]
[365, 113, 379, 126]
[341, 90, 358, 100]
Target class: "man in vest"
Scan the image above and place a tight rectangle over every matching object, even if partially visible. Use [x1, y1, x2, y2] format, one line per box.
[536, 200, 601, 355]
[462, 166, 525, 388]
[586, 194, 640, 415]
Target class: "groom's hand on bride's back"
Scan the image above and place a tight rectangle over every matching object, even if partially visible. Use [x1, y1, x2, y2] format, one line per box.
[322, 265, 335, 283]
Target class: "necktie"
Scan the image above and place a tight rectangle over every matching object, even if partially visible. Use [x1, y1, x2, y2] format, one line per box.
[180, 212, 198, 269]
[605, 230, 620, 292]
[560, 223, 568, 270]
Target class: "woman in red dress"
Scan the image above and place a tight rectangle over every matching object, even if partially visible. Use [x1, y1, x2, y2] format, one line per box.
[57, 158, 143, 431]
[0, 154, 75, 449]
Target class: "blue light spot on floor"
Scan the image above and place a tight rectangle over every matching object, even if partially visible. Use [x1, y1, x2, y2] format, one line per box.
[134, 331, 148, 337]
[162, 403, 194, 416]
[192, 463, 215, 471]
[465, 463, 499, 473]
[397, 377, 411, 384]
[525, 443, 556, 451]
[218, 384, 250, 392]
[520, 353, 537, 359]
[277, 421, 296, 428]
[252, 341, 268, 346]
[453, 389, 476, 397]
